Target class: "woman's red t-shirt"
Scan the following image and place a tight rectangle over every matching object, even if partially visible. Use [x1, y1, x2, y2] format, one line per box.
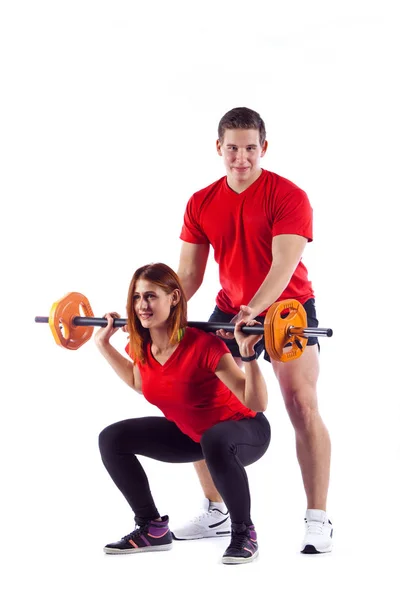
[126, 327, 256, 442]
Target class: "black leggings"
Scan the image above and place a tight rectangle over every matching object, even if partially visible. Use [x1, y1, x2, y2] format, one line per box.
[99, 413, 271, 526]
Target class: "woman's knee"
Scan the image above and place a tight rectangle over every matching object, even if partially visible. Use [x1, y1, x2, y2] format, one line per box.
[99, 424, 114, 455]
[200, 426, 234, 460]
[98, 421, 126, 456]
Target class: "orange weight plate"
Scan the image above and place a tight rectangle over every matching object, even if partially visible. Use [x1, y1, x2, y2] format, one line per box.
[264, 300, 308, 362]
[49, 292, 94, 350]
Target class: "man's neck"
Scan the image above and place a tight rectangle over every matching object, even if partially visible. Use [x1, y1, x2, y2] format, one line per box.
[226, 168, 263, 194]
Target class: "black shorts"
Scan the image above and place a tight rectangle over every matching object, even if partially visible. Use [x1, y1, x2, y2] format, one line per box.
[208, 298, 320, 363]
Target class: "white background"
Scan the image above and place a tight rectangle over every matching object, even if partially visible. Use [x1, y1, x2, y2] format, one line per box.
[1, 1, 399, 598]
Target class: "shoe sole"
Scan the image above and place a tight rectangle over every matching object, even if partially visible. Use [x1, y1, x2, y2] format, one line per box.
[301, 544, 333, 554]
[104, 544, 173, 554]
[172, 530, 231, 540]
[222, 550, 259, 565]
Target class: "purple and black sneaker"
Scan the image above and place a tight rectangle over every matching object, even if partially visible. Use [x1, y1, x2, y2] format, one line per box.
[104, 515, 173, 554]
[222, 523, 258, 564]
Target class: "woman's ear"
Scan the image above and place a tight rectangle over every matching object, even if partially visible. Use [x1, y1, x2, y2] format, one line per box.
[171, 289, 181, 306]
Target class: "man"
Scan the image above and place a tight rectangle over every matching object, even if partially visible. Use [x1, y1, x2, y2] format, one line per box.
[175, 107, 332, 554]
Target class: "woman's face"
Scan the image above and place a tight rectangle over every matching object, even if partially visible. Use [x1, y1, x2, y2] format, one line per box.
[133, 278, 179, 330]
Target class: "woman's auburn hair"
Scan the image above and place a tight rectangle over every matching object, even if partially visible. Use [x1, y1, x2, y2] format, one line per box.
[126, 263, 188, 363]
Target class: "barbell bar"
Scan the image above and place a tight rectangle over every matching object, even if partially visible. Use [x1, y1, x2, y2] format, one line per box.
[34, 292, 333, 362]
[35, 315, 332, 338]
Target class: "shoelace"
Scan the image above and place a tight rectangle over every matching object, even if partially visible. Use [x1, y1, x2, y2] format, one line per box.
[122, 524, 147, 541]
[227, 531, 250, 551]
[191, 509, 214, 523]
[305, 520, 324, 535]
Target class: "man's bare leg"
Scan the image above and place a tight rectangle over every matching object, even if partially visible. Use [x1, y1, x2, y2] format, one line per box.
[193, 460, 223, 503]
[172, 463, 230, 539]
[272, 345, 331, 509]
[272, 344, 332, 553]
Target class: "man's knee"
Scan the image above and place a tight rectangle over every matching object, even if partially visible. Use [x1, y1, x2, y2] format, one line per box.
[283, 388, 319, 430]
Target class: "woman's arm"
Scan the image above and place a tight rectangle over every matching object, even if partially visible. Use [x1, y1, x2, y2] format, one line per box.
[96, 341, 142, 393]
[214, 354, 268, 412]
[95, 313, 142, 393]
[214, 319, 268, 412]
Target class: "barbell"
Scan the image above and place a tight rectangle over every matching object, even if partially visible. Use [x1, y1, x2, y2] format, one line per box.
[35, 292, 333, 362]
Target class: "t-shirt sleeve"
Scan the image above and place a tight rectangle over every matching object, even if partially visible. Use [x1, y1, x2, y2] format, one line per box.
[272, 189, 313, 241]
[125, 342, 135, 361]
[180, 195, 209, 244]
[199, 332, 231, 372]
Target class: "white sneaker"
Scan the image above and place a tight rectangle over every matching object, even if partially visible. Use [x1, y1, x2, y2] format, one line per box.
[301, 509, 333, 554]
[172, 499, 231, 540]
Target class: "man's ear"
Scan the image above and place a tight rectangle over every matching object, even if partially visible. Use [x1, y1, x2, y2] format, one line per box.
[261, 140, 268, 157]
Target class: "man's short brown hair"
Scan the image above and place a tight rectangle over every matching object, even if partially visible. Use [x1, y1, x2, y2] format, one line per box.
[218, 107, 266, 145]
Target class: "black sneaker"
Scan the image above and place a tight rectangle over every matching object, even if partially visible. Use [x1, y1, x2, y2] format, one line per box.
[104, 515, 173, 554]
[222, 522, 259, 564]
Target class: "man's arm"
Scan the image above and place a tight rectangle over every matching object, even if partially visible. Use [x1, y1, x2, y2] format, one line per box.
[248, 234, 308, 317]
[177, 241, 210, 301]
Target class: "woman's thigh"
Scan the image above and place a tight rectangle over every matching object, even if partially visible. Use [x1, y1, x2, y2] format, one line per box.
[99, 416, 204, 463]
[201, 413, 271, 467]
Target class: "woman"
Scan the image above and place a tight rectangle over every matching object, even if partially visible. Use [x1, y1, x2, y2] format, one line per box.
[97, 263, 271, 565]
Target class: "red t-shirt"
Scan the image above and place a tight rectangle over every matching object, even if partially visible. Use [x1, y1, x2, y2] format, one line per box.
[180, 169, 314, 315]
[125, 327, 256, 443]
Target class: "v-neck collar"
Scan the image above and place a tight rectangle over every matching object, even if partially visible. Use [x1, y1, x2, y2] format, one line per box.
[223, 168, 266, 196]
[147, 331, 188, 369]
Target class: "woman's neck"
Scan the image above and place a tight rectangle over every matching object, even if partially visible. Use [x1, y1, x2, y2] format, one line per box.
[149, 326, 174, 352]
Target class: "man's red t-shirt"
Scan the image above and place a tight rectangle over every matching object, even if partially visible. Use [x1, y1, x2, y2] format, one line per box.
[180, 169, 314, 315]
[125, 327, 256, 443]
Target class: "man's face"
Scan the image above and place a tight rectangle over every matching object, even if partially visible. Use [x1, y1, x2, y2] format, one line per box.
[216, 128, 267, 185]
